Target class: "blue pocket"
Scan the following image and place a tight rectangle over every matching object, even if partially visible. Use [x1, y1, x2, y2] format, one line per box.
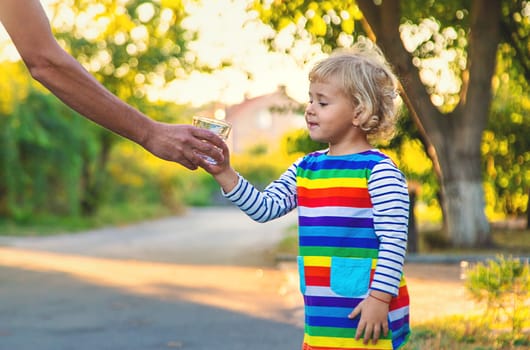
[297, 256, 306, 294]
[330, 257, 371, 297]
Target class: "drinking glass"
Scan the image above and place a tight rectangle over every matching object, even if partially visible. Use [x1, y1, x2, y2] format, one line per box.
[192, 116, 231, 164]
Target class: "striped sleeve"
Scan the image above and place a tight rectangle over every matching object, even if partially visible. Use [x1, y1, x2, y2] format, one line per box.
[222, 161, 299, 223]
[367, 158, 409, 296]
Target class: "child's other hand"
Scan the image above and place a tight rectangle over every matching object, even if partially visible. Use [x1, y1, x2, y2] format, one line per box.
[348, 294, 390, 345]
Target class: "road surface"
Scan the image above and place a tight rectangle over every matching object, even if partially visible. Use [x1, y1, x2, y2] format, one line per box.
[0, 207, 484, 350]
[0, 207, 303, 350]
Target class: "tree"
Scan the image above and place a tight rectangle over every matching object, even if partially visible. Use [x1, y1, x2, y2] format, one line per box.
[45, 0, 190, 214]
[0, 0, 194, 218]
[0, 61, 100, 219]
[253, 0, 529, 247]
[484, 42, 530, 222]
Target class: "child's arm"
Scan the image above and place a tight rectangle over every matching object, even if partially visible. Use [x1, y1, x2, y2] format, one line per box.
[349, 158, 410, 344]
[200, 140, 299, 223]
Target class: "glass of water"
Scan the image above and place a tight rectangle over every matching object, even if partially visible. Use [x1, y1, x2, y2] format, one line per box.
[192, 116, 232, 164]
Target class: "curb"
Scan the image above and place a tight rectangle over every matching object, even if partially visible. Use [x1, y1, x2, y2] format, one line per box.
[275, 253, 530, 265]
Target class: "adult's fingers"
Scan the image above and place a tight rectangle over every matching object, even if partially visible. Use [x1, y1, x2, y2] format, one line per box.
[191, 127, 225, 148]
[189, 128, 224, 164]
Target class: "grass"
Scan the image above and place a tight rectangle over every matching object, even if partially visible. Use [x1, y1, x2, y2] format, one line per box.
[0, 201, 179, 237]
[404, 315, 530, 350]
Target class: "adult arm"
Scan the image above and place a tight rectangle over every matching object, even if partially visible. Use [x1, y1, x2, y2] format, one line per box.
[0, 0, 223, 169]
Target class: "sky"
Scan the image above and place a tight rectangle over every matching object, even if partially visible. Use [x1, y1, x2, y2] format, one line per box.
[0, 0, 322, 107]
[151, 0, 323, 106]
[0, 0, 467, 108]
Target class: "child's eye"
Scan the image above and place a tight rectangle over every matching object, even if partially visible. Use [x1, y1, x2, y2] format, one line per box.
[319, 102, 328, 107]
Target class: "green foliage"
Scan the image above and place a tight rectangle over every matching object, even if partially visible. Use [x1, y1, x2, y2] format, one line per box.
[465, 255, 530, 343]
[181, 171, 222, 207]
[0, 201, 174, 236]
[484, 43, 530, 216]
[232, 153, 288, 191]
[0, 0, 195, 222]
[49, 0, 189, 102]
[0, 70, 101, 219]
[282, 128, 327, 155]
[252, 0, 364, 54]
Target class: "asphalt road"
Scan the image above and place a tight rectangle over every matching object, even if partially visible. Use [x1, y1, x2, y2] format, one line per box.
[0, 207, 304, 350]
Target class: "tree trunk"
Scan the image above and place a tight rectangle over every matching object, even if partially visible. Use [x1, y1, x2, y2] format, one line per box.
[442, 181, 491, 246]
[356, 0, 501, 248]
[80, 133, 113, 216]
[439, 143, 491, 246]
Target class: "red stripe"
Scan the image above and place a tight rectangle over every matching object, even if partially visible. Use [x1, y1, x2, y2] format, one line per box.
[305, 276, 329, 287]
[390, 293, 409, 310]
[298, 187, 369, 199]
[299, 196, 372, 208]
[397, 284, 409, 298]
[303, 344, 385, 350]
[305, 266, 330, 277]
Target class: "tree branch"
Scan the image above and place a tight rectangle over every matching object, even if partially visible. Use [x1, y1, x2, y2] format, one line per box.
[462, 0, 501, 144]
[356, 0, 444, 177]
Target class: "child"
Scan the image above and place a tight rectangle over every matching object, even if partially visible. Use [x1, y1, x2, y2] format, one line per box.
[201, 40, 410, 350]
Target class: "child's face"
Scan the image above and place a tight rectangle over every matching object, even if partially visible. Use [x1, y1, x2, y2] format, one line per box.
[306, 77, 362, 150]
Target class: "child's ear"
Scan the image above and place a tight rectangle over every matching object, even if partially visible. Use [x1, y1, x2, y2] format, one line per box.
[352, 108, 364, 127]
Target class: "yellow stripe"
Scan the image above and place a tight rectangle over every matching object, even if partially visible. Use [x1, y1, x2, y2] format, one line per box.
[305, 334, 393, 349]
[302, 256, 378, 269]
[399, 277, 407, 287]
[298, 177, 366, 189]
[371, 259, 377, 269]
[303, 256, 331, 267]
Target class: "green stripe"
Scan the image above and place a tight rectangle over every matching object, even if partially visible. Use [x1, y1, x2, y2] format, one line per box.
[299, 246, 378, 258]
[306, 326, 392, 339]
[299, 168, 368, 179]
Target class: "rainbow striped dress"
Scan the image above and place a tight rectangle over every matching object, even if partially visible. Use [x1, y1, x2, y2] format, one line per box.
[223, 149, 410, 350]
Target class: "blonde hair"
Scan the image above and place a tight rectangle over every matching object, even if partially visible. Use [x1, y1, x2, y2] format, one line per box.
[309, 40, 400, 140]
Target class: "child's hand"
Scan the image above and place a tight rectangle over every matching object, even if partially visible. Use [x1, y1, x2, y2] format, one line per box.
[198, 140, 239, 193]
[198, 139, 231, 175]
[348, 293, 390, 345]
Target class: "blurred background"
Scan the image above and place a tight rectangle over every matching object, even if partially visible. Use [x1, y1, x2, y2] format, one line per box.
[0, 0, 528, 252]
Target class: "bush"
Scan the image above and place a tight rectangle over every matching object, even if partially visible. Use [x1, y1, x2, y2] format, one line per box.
[465, 255, 530, 347]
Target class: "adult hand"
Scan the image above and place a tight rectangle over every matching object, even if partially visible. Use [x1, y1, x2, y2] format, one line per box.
[143, 122, 225, 170]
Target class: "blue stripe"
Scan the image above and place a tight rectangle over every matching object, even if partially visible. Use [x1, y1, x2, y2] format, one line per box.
[242, 191, 260, 213]
[390, 315, 409, 332]
[304, 295, 362, 308]
[299, 226, 376, 238]
[305, 305, 352, 318]
[299, 236, 379, 249]
[306, 315, 359, 328]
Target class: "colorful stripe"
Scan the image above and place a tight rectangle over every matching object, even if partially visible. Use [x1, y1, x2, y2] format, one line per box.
[221, 149, 410, 349]
[296, 150, 410, 350]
